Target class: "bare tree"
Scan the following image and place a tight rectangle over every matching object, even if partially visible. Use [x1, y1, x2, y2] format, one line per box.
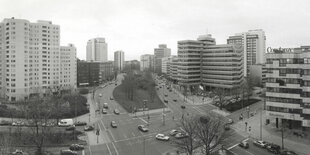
[196, 115, 226, 155]
[23, 97, 55, 155]
[171, 116, 200, 155]
[211, 87, 227, 110]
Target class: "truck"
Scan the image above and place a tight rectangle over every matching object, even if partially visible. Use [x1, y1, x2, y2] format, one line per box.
[58, 119, 73, 127]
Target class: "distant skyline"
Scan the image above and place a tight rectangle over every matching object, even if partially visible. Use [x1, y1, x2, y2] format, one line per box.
[1, 0, 310, 60]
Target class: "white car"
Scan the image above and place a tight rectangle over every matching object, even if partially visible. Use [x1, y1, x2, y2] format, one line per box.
[169, 129, 179, 136]
[99, 93, 102, 97]
[155, 134, 170, 141]
[253, 140, 268, 148]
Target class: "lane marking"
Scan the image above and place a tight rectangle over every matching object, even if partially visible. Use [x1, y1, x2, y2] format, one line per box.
[139, 118, 148, 124]
[108, 129, 116, 141]
[100, 119, 107, 130]
[106, 143, 112, 155]
[115, 132, 157, 143]
[88, 146, 92, 155]
[227, 138, 249, 150]
[112, 142, 120, 155]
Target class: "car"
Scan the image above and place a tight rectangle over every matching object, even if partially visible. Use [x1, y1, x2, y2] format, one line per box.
[114, 109, 120, 115]
[175, 132, 188, 139]
[0, 120, 11, 126]
[155, 134, 170, 141]
[84, 125, 94, 131]
[169, 129, 179, 136]
[103, 103, 108, 109]
[99, 93, 102, 97]
[266, 143, 281, 154]
[69, 144, 84, 151]
[239, 141, 249, 149]
[111, 121, 118, 128]
[169, 89, 172, 92]
[102, 109, 107, 114]
[110, 96, 114, 100]
[224, 124, 230, 130]
[181, 105, 186, 109]
[12, 121, 25, 126]
[280, 150, 298, 155]
[11, 149, 28, 155]
[164, 94, 168, 97]
[227, 119, 233, 124]
[253, 140, 267, 148]
[164, 99, 168, 103]
[138, 125, 149, 132]
[66, 125, 76, 131]
[74, 121, 87, 126]
[60, 150, 77, 155]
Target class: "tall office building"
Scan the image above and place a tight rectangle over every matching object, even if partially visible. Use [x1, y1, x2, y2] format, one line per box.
[114, 50, 124, 71]
[227, 29, 266, 76]
[86, 38, 108, 62]
[266, 46, 310, 129]
[0, 18, 76, 101]
[140, 54, 155, 71]
[175, 34, 244, 91]
[154, 44, 171, 74]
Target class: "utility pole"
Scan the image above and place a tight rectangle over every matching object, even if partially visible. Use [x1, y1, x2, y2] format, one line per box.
[281, 121, 284, 149]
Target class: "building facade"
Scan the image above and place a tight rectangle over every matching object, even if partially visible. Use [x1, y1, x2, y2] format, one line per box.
[114, 50, 124, 72]
[86, 38, 108, 62]
[249, 64, 266, 87]
[202, 44, 244, 89]
[0, 18, 76, 101]
[124, 60, 140, 71]
[140, 54, 154, 71]
[77, 60, 114, 87]
[154, 44, 171, 74]
[265, 46, 310, 129]
[227, 29, 266, 76]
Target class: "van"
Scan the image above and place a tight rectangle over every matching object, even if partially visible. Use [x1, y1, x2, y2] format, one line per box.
[103, 103, 108, 109]
[58, 119, 73, 127]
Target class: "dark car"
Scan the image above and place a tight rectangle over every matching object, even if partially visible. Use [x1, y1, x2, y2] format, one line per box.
[69, 144, 84, 151]
[280, 151, 298, 155]
[111, 121, 117, 128]
[138, 125, 149, 132]
[173, 99, 177, 102]
[239, 141, 249, 149]
[74, 121, 87, 126]
[0, 120, 11, 126]
[102, 109, 108, 114]
[181, 105, 186, 109]
[110, 96, 114, 100]
[60, 150, 77, 155]
[175, 132, 189, 139]
[84, 125, 94, 131]
[66, 125, 76, 131]
[266, 143, 281, 154]
[114, 109, 120, 115]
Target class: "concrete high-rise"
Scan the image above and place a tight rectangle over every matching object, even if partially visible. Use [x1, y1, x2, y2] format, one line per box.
[114, 50, 124, 71]
[154, 44, 171, 74]
[86, 38, 108, 62]
[266, 46, 310, 129]
[227, 29, 266, 76]
[0, 18, 76, 101]
[140, 54, 155, 71]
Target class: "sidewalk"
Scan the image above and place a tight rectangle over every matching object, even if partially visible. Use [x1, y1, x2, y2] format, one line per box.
[232, 110, 310, 155]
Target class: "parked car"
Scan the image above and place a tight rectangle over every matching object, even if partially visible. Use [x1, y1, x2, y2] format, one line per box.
[266, 143, 281, 154]
[0, 120, 11, 126]
[114, 109, 120, 115]
[181, 105, 186, 109]
[280, 150, 298, 155]
[239, 141, 249, 149]
[12, 121, 25, 126]
[173, 99, 177, 102]
[253, 140, 267, 148]
[164, 99, 168, 103]
[60, 150, 77, 155]
[111, 121, 117, 128]
[169, 129, 179, 136]
[138, 125, 149, 132]
[102, 109, 107, 114]
[74, 121, 87, 126]
[11, 149, 28, 155]
[99, 93, 102, 97]
[175, 132, 188, 139]
[66, 125, 76, 131]
[110, 96, 114, 100]
[227, 119, 233, 124]
[103, 103, 109, 109]
[155, 134, 170, 141]
[224, 124, 230, 130]
[84, 125, 94, 131]
[69, 144, 84, 151]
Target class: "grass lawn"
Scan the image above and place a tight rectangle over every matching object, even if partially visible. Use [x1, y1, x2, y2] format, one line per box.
[224, 98, 261, 112]
[113, 83, 166, 113]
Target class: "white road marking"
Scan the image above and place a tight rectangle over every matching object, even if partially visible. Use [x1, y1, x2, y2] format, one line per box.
[106, 143, 112, 155]
[100, 119, 107, 130]
[88, 146, 92, 155]
[115, 133, 157, 143]
[82, 150, 85, 155]
[108, 129, 116, 141]
[139, 118, 148, 124]
[227, 138, 249, 150]
[112, 142, 120, 155]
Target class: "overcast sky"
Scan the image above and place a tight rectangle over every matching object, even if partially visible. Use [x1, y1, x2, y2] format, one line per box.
[1, 0, 310, 60]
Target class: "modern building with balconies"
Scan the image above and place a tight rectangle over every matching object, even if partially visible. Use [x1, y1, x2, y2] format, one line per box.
[265, 46, 310, 130]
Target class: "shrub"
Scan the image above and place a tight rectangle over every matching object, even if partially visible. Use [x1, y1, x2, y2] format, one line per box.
[79, 88, 89, 94]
